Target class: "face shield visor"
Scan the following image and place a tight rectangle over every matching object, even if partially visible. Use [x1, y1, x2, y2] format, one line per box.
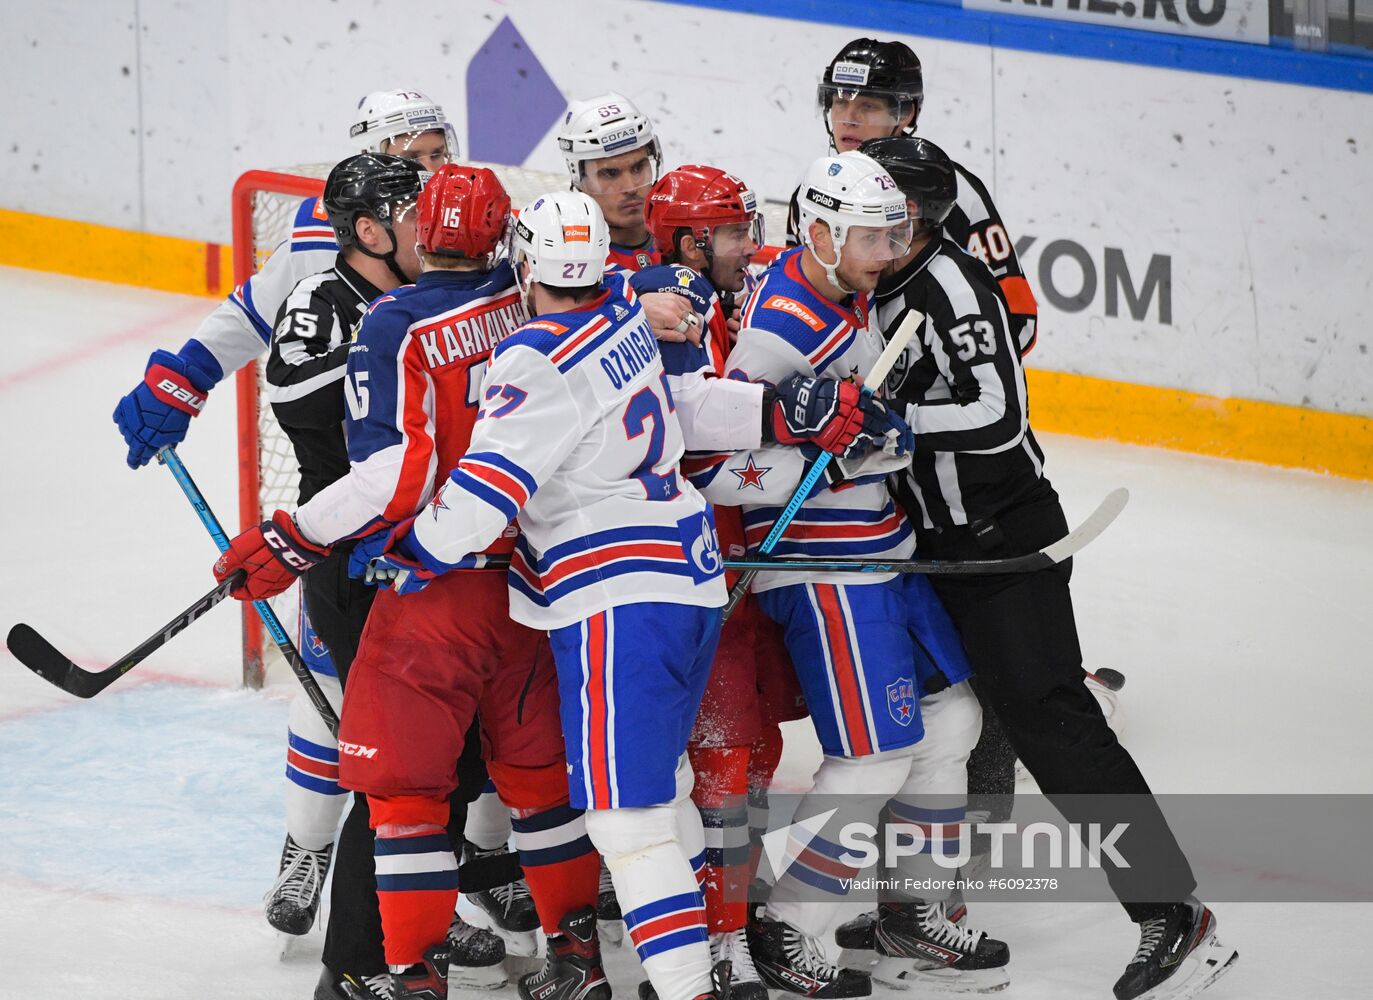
[704, 215, 765, 259]
[837, 219, 914, 264]
[818, 85, 915, 149]
[574, 142, 662, 197]
[381, 125, 458, 172]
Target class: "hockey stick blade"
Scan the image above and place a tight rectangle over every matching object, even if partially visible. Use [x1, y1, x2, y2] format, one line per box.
[6, 573, 243, 698]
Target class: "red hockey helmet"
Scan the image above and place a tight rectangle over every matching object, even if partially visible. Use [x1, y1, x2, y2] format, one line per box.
[645, 165, 764, 261]
[415, 164, 511, 264]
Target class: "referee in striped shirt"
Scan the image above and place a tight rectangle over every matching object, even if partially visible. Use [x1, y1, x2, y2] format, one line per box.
[859, 135, 1220, 1000]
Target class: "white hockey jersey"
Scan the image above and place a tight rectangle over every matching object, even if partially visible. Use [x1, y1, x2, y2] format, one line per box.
[691, 247, 912, 594]
[180, 197, 339, 382]
[410, 274, 727, 630]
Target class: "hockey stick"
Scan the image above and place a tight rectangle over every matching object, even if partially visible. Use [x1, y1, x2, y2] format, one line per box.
[721, 308, 924, 619]
[1086, 667, 1126, 692]
[7, 574, 244, 698]
[157, 447, 340, 736]
[472, 487, 1126, 577]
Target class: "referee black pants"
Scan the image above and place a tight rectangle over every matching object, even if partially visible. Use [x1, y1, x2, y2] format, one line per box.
[302, 549, 487, 976]
[917, 488, 1196, 922]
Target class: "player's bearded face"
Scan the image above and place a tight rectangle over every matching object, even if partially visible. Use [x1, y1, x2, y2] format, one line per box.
[383, 130, 451, 172]
[827, 94, 909, 151]
[579, 149, 657, 229]
[706, 219, 762, 293]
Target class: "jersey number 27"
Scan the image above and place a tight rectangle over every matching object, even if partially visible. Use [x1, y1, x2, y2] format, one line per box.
[623, 373, 680, 502]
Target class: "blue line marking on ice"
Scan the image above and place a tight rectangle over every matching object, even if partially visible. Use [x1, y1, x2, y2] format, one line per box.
[0, 683, 291, 908]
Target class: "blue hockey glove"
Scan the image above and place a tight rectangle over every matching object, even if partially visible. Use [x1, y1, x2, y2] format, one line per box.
[845, 396, 914, 459]
[347, 528, 392, 584]
[367, 518, 442, 596]
[113, 349, 218, 469]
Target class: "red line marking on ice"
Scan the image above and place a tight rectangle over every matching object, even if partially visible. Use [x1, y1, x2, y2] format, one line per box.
[0, 299, 212, 393]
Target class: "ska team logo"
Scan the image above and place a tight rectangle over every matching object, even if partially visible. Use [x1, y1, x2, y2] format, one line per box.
[887, 677, 916, 727]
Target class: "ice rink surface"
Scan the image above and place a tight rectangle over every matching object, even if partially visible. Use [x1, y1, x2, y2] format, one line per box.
[1, 266, 1369, 998]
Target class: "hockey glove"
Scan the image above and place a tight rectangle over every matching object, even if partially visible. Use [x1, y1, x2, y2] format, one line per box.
[844, 396, 915, 459]
[765, 374, 895, 457]
[366, 517, 443, 596]
[214, 510, 331, 602]
[113, 348, 218, 469]
[347, 527, 392, 583]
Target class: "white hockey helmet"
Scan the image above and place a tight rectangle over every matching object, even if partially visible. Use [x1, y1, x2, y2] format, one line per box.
[350, 90, 457, 167]
[796, 151, 912, 290]
[509, 192, 610, 307]
[557, 92, 662, 191]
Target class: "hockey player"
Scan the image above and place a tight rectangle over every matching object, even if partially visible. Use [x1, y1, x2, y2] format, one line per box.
[112, 89, 458, 471]
[357, 190, 742, 1000]
[693, 151, 1009, 997]
[786, 39, 1038, 357]
[632, 165, 907, 1000]
[856, 136, 1236, 1000]
[215, 167, 610, 1000]
[557, 92, 663, 272]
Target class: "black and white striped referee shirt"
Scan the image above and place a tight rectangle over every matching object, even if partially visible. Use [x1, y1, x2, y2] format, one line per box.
[874, 235, 1048, 531]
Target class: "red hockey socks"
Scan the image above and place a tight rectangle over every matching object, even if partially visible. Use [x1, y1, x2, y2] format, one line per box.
[368, 794, 457, 968]
[490, 760, 599, 935]
[688, 744, 750, 933]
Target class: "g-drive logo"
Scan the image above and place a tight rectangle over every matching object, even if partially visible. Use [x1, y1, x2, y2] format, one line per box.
[762, 810, 1131, 878]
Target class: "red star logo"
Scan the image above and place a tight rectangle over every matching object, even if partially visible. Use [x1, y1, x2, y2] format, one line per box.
[898, 703, 911, 720]
[731, 457, 771, 491]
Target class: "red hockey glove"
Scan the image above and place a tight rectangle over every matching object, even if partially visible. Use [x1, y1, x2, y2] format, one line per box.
[214, 510, 331, 601]
[766, 374, 871, 455]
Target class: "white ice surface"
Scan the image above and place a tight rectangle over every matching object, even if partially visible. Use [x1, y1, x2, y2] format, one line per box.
[0, 266, 1369, 998]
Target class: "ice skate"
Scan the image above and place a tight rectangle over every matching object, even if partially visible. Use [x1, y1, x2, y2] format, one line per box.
[748, 913, 871, 997]
[869, 899, 1009, 993]
[391, 942, 451, 1000]
[518, 906, 610, 1000]
[447, 913, 508, 989]
[636, 929, 765, 1000]
[595, 860, 625, 946]
[835, 885, 971, 954]
[315, 966, 395, 999]
[1113, 898, 1237, 1000]
[462, 844, 540, 957]
[265, 835, 333, 935]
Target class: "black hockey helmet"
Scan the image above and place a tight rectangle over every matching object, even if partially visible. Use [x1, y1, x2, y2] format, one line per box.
[323, 153, 428, 281]
[859, 136, 957, 232]
[819, 38, 924, 146]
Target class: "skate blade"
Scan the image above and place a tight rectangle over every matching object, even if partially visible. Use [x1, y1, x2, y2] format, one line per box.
[458, 901, 541, 958]
[277, 931, 300, 962]
[449, 962, 510, 992]
[1135, 937, 1238, 1000]
[598, 918, 625, 948]
[871, 956, 1009, 994]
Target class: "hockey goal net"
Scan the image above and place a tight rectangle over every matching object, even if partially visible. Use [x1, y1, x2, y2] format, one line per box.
[232, 163, 790, 686]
